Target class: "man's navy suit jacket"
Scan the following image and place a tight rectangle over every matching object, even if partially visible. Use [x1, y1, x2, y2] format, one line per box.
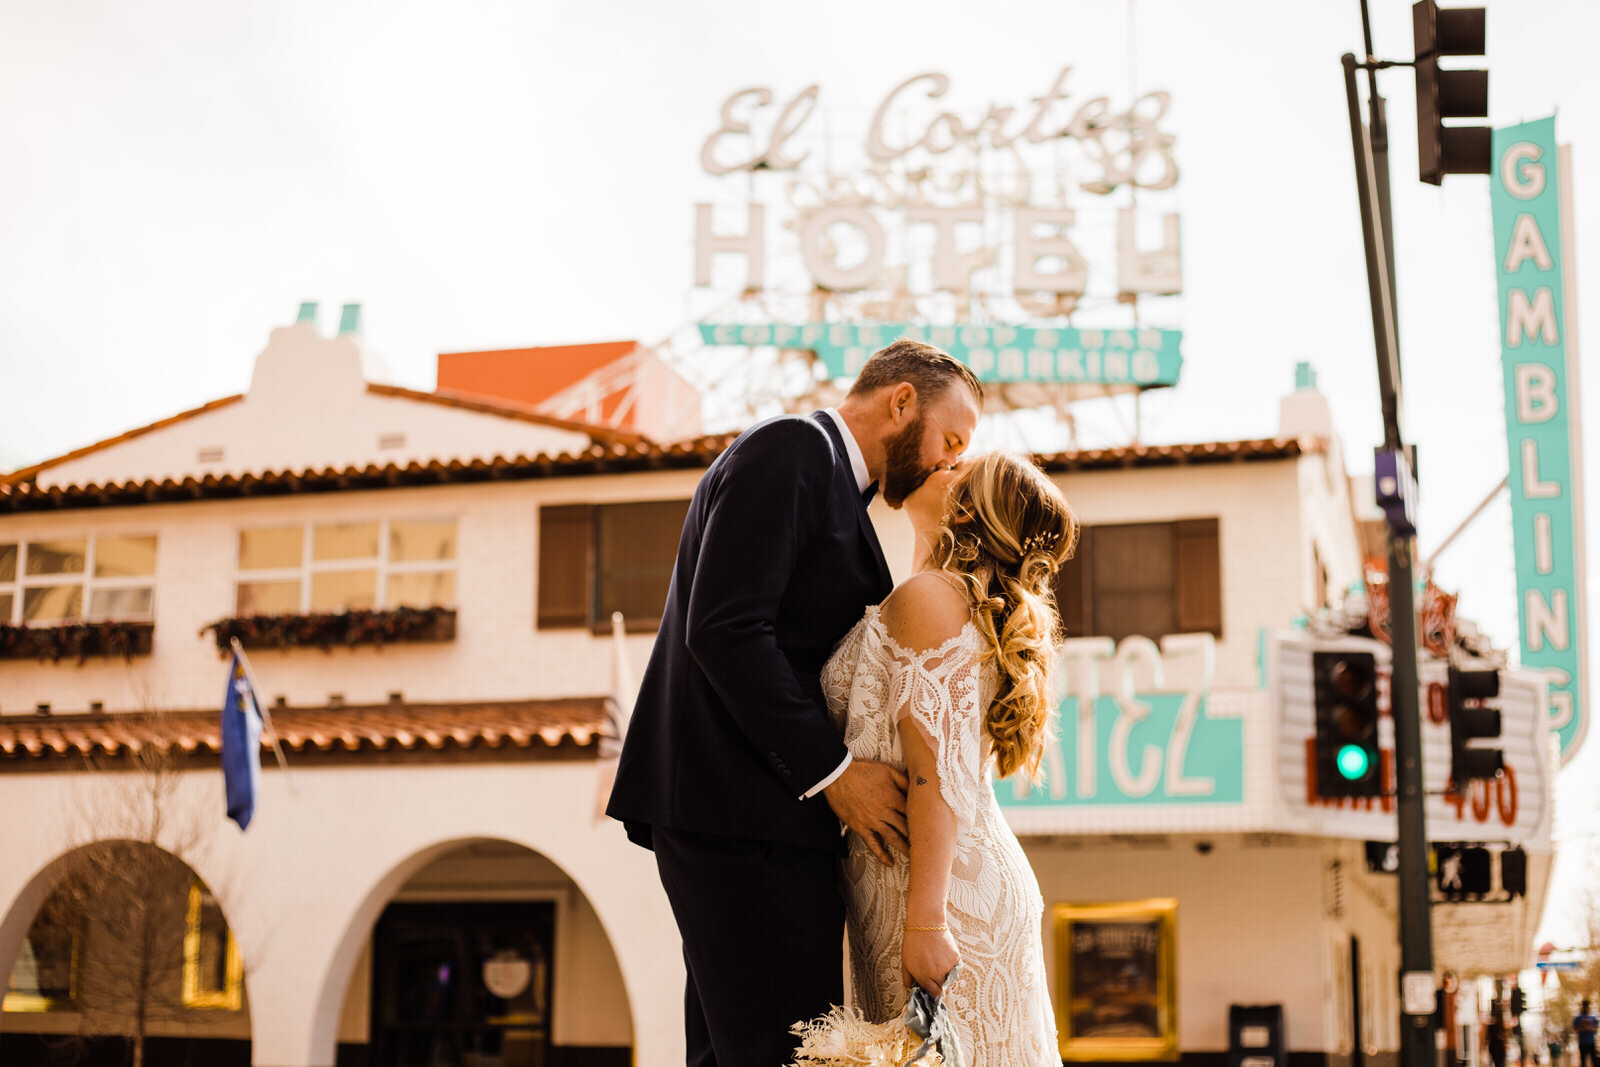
[606, 411, 894, 852]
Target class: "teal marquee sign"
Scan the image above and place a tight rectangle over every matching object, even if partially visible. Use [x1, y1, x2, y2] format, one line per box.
[697, 322, 1183, 387]
[1491, 117, 1588, 763]
[998, 691, 1244, 808]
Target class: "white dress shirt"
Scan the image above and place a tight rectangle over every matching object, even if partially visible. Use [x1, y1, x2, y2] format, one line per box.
[800, 409, 873, 799]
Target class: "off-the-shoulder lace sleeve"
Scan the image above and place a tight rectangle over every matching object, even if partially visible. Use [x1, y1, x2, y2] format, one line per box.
[882, 625, 987, 836]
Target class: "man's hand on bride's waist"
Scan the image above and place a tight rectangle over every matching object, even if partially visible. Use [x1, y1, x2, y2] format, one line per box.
[822, 759, 908, 866]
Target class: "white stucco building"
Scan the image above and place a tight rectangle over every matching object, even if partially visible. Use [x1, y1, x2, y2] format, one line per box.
[0, 310, 1554, 1067]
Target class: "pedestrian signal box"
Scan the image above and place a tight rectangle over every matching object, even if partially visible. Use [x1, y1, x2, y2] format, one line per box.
[1434, 844, 1492, 900]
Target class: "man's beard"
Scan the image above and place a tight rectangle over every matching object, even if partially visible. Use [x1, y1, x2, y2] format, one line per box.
[880, 413, 932, 508]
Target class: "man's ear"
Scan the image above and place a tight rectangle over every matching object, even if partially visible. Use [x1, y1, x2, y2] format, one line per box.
[888, 382, 917, 426]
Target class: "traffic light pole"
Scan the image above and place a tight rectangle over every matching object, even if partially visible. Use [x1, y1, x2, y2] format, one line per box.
[1342, 51, 1438, 1067]
[1360, 0, 1402, 322]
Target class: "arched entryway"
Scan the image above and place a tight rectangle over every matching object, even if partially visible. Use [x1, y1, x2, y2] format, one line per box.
[0, 839, 252, 1067]
[316, 837, 632, 1067]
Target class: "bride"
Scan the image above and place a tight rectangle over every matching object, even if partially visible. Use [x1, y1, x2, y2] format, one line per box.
[819, 450, 1078, 1063]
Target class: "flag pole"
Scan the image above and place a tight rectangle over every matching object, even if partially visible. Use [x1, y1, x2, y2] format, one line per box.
[229, 636, 296, 794]
[591, 611, 632, 823]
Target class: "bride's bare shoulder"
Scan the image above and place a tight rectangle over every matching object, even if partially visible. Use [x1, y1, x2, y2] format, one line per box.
[880, 571, 971, 649]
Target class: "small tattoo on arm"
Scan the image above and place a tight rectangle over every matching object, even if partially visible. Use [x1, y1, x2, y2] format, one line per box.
[915, 775, 928, 786]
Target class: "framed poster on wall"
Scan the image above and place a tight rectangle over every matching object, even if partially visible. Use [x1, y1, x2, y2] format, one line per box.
[1053, 898, 1179, 1061]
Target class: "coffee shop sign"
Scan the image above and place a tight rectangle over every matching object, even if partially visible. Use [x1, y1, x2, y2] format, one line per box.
[694, 68, 1184, 298]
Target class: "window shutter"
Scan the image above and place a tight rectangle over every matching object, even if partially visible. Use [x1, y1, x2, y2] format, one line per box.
[595, 500, 690, 632]
[1174, 518, 1223, 635]
[1089, 523, 1175, 641]
[1054, 533, 1089, 639]
[537, 505, 594, 628]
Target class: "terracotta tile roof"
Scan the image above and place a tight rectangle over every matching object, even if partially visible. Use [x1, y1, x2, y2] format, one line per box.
[0, 432, 1308, 515]
[1, 385, 642, 490]
[0, 395, 247, 487]
[1034, 437, 1308, 471]
[0, 697, 618, 767]
[0, 434, 741, 514]
[367, 383, 644, 446]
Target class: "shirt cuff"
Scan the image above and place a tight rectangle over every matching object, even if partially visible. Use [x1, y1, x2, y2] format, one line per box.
[801, 752, 852, 800]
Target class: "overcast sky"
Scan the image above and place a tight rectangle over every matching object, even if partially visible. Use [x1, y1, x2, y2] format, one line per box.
[2, 0, 1597, 945]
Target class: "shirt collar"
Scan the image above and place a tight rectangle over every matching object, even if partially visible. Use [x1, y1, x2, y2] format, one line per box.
[823, 408, 872, 495]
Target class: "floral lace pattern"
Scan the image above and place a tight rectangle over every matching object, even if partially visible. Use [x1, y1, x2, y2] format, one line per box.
[822, 605, 1060, 1065]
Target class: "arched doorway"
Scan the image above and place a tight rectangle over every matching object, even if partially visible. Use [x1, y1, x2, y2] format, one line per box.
[0, 840, 252, 1067]
[327, 839, 632, 1067]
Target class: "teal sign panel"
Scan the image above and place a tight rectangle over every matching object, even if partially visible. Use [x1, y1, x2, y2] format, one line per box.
[1491, 117, 1588, 762]
[996, 692, 1244, 808]
[698, 322, 1183, 387]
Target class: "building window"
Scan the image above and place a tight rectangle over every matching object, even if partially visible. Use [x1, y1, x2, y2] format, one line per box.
[1054, 518, 1222, 641]
[0, 536, 158, 626]
[3, 889, 82, 1013]
[538, 500, 689, 632]
[182, 883, 242, 1010]
[235, 519, 456, 615]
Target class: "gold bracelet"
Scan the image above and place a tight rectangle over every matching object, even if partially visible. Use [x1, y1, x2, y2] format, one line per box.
[905, 924, 948, 932]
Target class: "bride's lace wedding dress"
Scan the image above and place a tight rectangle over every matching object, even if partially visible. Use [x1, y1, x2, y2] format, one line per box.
[820, 597, 1059, 1064]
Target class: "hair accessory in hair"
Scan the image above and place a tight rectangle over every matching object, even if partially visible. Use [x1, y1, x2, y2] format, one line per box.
[1021, 530, 1062, 555]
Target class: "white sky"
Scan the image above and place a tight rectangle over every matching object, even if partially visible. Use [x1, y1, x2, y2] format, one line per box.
[1, 0, 1597, 945]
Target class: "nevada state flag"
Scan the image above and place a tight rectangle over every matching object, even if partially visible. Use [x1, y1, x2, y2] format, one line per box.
[221, 653, 264, 830]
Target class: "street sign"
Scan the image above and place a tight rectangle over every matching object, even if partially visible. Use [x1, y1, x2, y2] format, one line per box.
[1403, 972, 1438, 1015]
[1375, 448, 1418, 536]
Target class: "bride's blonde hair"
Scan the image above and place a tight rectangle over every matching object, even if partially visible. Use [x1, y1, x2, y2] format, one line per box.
[930, 452, 1080, 781]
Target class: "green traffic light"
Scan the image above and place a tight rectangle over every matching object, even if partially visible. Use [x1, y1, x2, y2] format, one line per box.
[1337, 744, 1371, 781]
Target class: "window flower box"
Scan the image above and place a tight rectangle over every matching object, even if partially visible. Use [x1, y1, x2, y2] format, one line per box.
[201, 606, 457, 654]
[0, 621, 155, 664]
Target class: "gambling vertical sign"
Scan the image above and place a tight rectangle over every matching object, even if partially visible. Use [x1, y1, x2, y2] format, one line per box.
[1492, 117, 1588, 763]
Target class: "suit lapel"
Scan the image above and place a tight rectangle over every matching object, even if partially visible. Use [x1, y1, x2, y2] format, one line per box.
[813, 412, 894, 593]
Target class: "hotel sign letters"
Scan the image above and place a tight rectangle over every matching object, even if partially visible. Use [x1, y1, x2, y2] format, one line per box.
[693, 69, 1185, 389]
[1270, 632, 1551, 846]
[696, 322, 1181, 387]
[1000, 634, 1246, 809]
[1491, 117, 1588, 763]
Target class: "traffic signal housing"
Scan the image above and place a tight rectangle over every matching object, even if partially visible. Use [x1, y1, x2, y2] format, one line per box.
[1447, 664, 1504, 787]
[1313, 651, 1383, 798]
[1501, 847, 1528, 898]
[1434, 843, 1492, 900]
[1412, 1, 1490, 184]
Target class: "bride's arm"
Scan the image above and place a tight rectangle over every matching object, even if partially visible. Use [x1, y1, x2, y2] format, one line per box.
[902, 724, 961, 996]
[881, 572, 970, 996]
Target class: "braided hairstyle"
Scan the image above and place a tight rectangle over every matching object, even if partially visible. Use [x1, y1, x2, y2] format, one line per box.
[929, 452, 1080, 781]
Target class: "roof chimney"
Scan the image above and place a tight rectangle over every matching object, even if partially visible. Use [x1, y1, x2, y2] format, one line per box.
[338, 303, 362, 337]
[1279, 361, 1333, 441]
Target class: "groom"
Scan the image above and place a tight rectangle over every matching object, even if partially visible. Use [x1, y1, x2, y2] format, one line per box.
[607, 339, 983, 1065]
